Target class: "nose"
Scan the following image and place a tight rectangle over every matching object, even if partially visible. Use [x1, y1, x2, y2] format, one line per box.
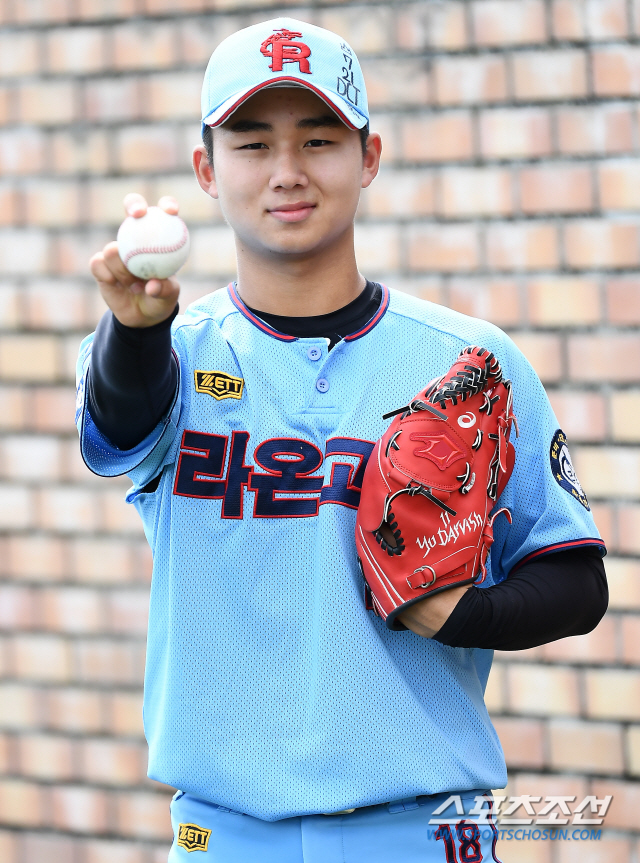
[269, 147, 308, 191]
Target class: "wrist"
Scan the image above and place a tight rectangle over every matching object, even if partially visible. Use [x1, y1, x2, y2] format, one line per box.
[397, 586, 470, 639]
[111, 304, 179, 346]
[113, 303, 179, 333]
[112, 306, 178, 329]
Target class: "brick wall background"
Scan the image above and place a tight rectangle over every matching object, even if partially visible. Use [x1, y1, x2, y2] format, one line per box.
[0, 0, 639, 861]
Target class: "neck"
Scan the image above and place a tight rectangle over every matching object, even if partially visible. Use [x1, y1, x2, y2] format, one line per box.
[234, 228, 365, 316]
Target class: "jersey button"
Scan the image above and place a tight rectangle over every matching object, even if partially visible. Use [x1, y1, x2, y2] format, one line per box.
[316, 378, 330, 393]
[307, 347, 322, 361]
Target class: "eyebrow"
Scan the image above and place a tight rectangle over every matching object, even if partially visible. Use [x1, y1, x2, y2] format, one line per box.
[297, 115, 342, 130]
[226, 114, 342, 134]
[226, 120, 272, 133]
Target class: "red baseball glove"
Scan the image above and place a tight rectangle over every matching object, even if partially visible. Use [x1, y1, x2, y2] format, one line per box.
[355, 346, 518, 630]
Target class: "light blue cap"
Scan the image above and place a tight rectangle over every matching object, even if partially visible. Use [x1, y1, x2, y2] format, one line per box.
[201, 17, 369, 133]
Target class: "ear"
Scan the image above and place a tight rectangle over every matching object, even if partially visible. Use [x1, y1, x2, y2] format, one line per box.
[361, 132, 382, 190]
[193, 143, 219, 199]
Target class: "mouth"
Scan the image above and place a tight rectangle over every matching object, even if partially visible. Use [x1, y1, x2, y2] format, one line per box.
[268, 202, 316, 223]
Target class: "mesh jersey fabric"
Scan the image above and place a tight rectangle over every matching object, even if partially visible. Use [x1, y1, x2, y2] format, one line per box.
[75, 286, 604, 821]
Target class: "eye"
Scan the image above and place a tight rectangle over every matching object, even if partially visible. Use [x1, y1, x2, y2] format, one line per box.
[305, 138, 331, 148]
[239, 142, 268, 150]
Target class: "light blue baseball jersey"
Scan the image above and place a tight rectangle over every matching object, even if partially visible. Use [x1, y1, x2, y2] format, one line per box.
[76, 285, 604, 821]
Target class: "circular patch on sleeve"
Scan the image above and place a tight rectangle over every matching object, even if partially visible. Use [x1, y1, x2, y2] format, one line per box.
[550, 429, 590, 510]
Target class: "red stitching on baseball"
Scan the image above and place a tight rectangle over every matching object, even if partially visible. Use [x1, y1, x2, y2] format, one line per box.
[123, 220, 188, 266]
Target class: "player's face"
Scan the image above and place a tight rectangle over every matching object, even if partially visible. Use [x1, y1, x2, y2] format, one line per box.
[195, 88, 380, 261]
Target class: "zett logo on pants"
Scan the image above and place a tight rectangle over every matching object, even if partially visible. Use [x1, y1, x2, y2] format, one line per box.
[177, 822, 212, 852]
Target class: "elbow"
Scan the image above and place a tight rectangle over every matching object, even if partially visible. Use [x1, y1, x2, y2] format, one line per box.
[575, 565, 609, 635]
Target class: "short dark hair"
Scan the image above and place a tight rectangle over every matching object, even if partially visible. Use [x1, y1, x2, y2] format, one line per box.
[203, 124, 214, 167]
[201, 122, 370, 167]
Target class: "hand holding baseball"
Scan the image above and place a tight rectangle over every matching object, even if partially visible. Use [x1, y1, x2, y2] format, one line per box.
[89, 193, 187, 328]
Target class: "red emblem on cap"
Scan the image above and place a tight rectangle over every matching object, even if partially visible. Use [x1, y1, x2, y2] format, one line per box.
[260, 28, 311, 74]
[409, 433, 464, 470]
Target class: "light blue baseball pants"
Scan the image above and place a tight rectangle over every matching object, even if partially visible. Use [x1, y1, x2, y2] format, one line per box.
[168, 789, 502, 862]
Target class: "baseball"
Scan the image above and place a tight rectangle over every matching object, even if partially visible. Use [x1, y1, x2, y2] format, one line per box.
[117, 205, 190, 280]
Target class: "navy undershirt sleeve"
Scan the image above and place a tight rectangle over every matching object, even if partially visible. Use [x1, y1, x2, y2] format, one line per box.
[87, 305, 179, 451]
[433, 547, 608, 651]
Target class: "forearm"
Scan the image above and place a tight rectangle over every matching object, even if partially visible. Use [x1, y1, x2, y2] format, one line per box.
[432, 548, 608, 651]
[88, 305, 179, 450]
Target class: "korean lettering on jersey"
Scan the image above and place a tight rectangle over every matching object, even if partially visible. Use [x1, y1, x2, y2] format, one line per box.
[173, 431, 375, 518]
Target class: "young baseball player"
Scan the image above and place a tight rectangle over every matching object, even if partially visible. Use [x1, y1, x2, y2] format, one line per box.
[77, 18, 607, 862]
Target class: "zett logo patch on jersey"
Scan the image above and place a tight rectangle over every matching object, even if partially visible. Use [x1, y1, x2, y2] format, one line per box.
[177, 822, 211, 852]
[194, 370, 244, 401]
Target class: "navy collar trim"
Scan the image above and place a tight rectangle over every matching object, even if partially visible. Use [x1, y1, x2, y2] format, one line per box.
[228, 283, 296, 342]
[344, 284, 389, 341]
[227, 281, 390, 343]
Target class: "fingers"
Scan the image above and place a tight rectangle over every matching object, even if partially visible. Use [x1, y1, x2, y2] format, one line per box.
[103, 240, 139, 284]
[123, 192, 148, 218]
[145, 276, 179, 299]
[158, 195, 179, 215]
[93, 244, 178, 300]
[90, 245, 123, 285]
[122, 193, 180, 219]
[89, 250, 117, 286]
[91, 242, 145, 295]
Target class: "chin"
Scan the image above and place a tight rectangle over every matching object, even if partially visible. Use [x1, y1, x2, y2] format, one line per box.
[266, 242, 327, 259]
[236, 217, 351, 259]
[243, 232, 332, 259]
[271, 226, 350, 256]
